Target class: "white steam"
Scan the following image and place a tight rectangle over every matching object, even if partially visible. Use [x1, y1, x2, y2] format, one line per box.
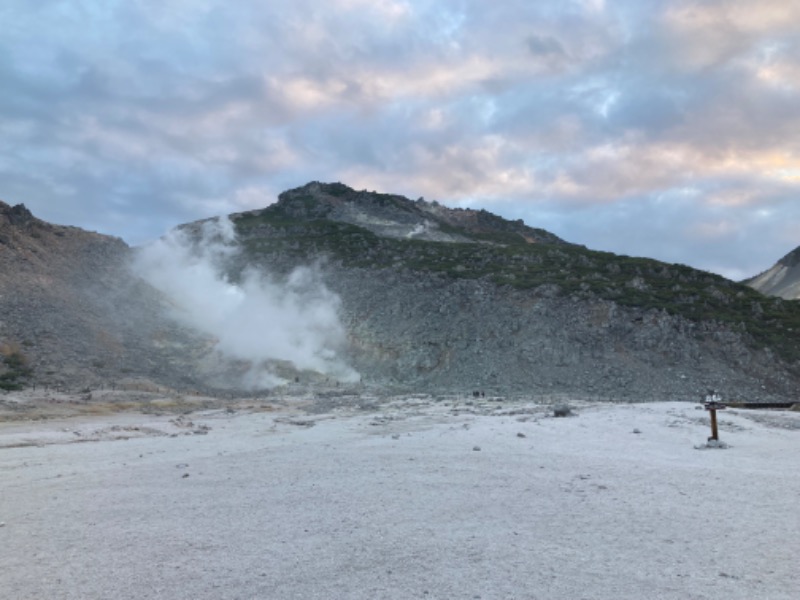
[133, 216, 359, 388]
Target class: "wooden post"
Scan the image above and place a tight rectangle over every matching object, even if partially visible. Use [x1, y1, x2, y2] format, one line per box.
[709, 406, 719, 440]
[704, 395, 726, 441]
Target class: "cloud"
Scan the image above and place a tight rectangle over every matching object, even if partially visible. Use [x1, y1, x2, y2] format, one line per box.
[655, 0, 800, 77]
[0, 0, 798, 279]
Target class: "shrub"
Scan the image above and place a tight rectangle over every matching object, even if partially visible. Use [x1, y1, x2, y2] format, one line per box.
[0, 345, 33, 391]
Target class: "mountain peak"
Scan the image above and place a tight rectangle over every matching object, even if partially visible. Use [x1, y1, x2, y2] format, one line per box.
[270, 181, 568, 246]
[778, 246, 800, 269]
[745, 244, 800, 300]
[0, 201, 36, 228]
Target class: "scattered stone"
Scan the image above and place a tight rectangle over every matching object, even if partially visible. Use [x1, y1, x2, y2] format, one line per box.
[694, 439, 730, 450]
[277, 418, 316, 428]
[553, 405, 573, 418]
[633, 428, 642, 434]
[473, 446, 481, 451]
[516, 432, 526, 438]
[182, 473, 190, 478]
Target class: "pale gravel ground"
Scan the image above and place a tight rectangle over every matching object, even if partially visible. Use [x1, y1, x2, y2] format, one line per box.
[1, 398, 798, 600]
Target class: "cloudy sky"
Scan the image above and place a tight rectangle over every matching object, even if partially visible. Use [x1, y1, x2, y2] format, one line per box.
[2, 0, 799, 279]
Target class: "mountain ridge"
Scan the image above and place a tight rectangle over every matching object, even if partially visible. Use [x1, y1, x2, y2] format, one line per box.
[268, 181, 569, 246]
[2, 185, 799, 403]
[0, 199, 211, 392]
[220, 182, 800, 400]
[745, 245, 800, 300]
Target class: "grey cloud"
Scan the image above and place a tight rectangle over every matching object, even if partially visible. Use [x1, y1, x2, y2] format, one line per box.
[512, 189, 800, 280]
[0, 0, 798, 275]
[527, 34, 568, 58]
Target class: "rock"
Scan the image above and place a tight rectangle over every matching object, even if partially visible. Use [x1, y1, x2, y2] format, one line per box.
[694, 439, 730, 450]
[516, 432, 526, 438]
[553, 405, 573, 418]
[473, 445, 481, 451]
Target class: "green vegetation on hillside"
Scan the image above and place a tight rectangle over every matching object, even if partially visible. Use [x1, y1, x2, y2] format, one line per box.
[0, 346, 33, 391]
[233, 204, 800, 366]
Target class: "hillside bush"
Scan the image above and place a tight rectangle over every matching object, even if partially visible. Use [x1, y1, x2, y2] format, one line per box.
[0, 344, 32, 391]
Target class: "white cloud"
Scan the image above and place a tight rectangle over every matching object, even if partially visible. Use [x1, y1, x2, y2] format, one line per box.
[1, 0, 799, 279]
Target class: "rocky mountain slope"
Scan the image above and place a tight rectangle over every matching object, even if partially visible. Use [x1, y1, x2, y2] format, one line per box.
[0, 201, 209, 391]
[219, 182, 800, 401]
[2, 184, 799, 402]
[272, 182, 568, 245]
[745, 246, 800, 300]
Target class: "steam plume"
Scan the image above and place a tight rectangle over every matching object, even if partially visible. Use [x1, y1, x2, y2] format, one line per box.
[132, 216, 358, 388]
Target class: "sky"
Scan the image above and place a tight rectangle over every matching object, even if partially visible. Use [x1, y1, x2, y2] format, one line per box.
[1, 0, 799, 280]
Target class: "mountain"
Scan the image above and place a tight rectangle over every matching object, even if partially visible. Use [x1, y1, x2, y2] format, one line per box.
[0, 201, 210, 392]
[220, 182, 800, 401]
[2, 184, 799, 403]
[744, 246, 800, 300]
[269, 181, 568, 245]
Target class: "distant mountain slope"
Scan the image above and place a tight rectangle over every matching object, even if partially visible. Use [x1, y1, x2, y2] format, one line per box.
[0, 201, 208, 391]
[270, 181, 568, 245]
[221, 181, 800, 401]
[745, 246, 800, 300]
[3, 184, 800, 403]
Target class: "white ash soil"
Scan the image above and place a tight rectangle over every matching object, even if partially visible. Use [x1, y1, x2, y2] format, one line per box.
[0, 391, 798, 600]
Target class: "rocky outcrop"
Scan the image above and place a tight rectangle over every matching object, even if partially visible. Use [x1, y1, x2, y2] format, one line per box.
[273, 182, 568, 245]
[745, 246, 800, 300]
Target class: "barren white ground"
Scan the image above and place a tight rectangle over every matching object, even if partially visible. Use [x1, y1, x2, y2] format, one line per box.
[1, 396, 798, 599]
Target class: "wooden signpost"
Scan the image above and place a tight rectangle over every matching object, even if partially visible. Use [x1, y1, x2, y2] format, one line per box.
[703, 391, 726, 441]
